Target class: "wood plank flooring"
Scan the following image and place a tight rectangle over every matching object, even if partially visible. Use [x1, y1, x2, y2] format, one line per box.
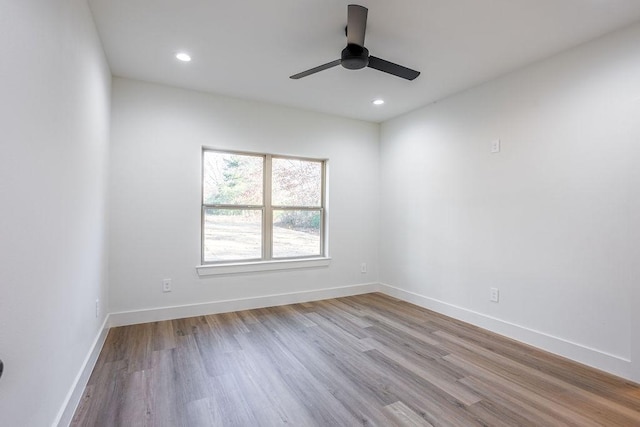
[72, 293, 640, 426]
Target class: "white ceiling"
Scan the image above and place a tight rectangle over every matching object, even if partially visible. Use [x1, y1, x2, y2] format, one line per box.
[88, 0, 640, 123]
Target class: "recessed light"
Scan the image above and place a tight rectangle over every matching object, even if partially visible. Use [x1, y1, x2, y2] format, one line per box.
[176, 52, 191, 62]
[372, 99, 385, 106]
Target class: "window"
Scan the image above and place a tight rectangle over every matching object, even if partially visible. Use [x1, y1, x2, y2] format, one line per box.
[202, 149, 326, 264]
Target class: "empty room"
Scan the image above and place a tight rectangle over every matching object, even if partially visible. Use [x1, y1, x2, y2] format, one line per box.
[2, 0, 640, 426]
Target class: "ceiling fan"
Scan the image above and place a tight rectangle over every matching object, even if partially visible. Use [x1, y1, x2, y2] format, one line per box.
[290, 4, 420, 81]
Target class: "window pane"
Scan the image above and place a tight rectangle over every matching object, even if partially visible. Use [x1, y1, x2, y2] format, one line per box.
[203, 151, 263, 205]
[272, 158, 321, 207]
[203, 209, 262, 261]
[272, 210, 321, 258]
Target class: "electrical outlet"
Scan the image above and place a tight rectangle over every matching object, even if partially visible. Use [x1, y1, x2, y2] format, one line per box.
[95, 299, 99, 318]
[361, 262, 367, 273]
[490, 288, 499, 303]
[163, 279, 172, 293]
[491, 139, 501, 153]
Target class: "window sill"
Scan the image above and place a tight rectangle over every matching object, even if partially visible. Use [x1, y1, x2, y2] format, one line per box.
[196, 257, 331, 276]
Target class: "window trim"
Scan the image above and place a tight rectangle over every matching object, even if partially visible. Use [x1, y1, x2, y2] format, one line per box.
[201, 147, 328, 267]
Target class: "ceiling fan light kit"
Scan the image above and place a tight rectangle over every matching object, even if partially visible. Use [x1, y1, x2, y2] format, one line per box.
[290, 4, 420, 81]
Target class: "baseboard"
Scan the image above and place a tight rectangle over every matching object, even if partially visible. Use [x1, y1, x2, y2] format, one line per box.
[109, 282, 381, 327]
[378, 283, 636, 382]
[54, 315, 110, 427]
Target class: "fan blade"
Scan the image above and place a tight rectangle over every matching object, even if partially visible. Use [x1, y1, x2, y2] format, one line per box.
[368, 56, 420, 80]
[290, 59, 341, 79]
[347, 5, 368, 47]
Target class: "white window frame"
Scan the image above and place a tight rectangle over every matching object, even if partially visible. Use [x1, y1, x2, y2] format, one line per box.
[197, 148, 330, 276]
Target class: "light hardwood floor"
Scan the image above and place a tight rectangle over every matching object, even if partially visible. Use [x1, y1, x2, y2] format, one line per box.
[72, 293, 640, 426]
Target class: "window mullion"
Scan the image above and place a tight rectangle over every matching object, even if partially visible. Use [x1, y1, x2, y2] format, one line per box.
[264, 155, 273, 260]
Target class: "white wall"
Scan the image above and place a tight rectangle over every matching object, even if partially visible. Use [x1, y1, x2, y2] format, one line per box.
[108, 78, 379, 315]
[0, 0, 111, 425]
[380, 23, 640, 381]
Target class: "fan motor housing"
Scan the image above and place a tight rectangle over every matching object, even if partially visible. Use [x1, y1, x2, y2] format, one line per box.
[341, 44, 369, 70]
